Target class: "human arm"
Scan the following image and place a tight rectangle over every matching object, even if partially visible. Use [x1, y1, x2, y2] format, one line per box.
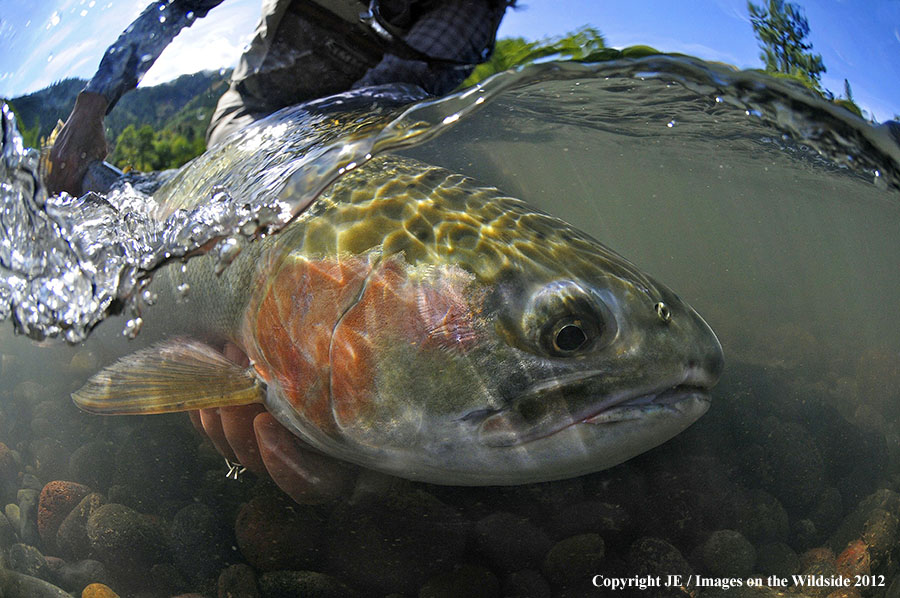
[84, 0, 225, 111]
[46, 91, 109, 196]
[48, 0, 224, 195]
[354, 0, 509, 96]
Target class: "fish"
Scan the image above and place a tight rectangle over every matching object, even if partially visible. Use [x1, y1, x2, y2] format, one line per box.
[72, 105, 723, 487]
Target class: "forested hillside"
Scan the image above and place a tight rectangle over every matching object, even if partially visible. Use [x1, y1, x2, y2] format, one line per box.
[5, 70, 230, 170]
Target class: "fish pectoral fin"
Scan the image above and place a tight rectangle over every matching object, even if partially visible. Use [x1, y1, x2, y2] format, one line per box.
[72, 338, 265, 415]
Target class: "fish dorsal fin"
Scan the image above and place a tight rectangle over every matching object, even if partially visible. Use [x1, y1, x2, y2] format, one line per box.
[72, 339, 265, 415]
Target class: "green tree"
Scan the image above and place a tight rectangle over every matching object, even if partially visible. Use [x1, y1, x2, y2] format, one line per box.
[747, 0, 826, 88]
[111, 124, 204, 171]
[843, 79, 854, 103]
[111, 124, 155, 171]
[5, 102, 41, 148]
[462, 26, 606, 87]
[834, 78, 863, 118]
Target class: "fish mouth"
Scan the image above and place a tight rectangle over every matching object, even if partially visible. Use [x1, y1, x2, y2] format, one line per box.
[473, 372, 715, 448]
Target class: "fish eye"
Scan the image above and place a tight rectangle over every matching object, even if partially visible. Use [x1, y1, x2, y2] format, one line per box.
[514, 280, 615, 358]
[554, 320, 588, 353]
[541, 314, 601, 357]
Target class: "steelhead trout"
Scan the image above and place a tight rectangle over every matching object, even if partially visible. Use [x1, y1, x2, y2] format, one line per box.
[73, 105, 723, 486]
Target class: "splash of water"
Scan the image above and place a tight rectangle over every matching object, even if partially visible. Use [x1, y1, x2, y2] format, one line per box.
[1, 56, 898, 343]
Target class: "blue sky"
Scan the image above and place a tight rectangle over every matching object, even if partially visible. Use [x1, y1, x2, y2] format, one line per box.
[1, 0, 898, 120]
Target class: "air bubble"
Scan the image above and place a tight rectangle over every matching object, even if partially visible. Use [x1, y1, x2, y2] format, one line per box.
[123, 317, 144, 338]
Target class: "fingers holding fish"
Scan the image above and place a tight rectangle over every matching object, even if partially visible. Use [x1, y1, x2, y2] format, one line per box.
[199, 408, 239, 463]
[254, 412, 355, 504]
[190, 405, 355, 504]
[219, 404, 267, 475]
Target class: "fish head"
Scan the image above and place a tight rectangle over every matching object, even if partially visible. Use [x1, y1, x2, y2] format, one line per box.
[261, 159, 724, 486]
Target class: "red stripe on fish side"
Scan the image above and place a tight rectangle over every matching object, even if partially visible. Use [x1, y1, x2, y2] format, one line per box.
[329, 259, 411, 429]
[248, 255, 371, 434]
[416, 277, 479, 352]
[330, 258, 479, 429]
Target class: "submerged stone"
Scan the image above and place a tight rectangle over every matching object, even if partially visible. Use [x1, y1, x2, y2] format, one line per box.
[38, 480, 92, 550]
[57, 492, 106, 559]
[85, 503, 169, 572]
[472, 511, 551, 574]
[324, 489, 468, 595]
[257, 570, 359, 598]
[218, 563, 259, 598]
[234, 491, 325, 572]
[170, 502, 232, 581]
[755, 542, 800, 577]
[8, 542, 52, 581]
[542, 533, 605, 588]
[501, 569, 552, 598]
[697, 529, 756, 578]
[419, 564, 500, 598]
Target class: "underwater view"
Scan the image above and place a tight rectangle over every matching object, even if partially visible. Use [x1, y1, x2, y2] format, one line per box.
[2, 1, 900, 597]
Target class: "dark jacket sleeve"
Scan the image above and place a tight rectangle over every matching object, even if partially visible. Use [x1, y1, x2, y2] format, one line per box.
[84, 0, 225, 112]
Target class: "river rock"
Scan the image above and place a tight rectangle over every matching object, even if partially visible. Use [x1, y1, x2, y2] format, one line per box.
[5, 502, 21, 535]
[755, 542, 800, 576]
[13, 380, 44, 404]
[472, 511, 551, 574]
[835, 539, 871, 578]
[170, 502, 232, 581]
[257, 571, 359, 598]
[542, 533, 605, 588]
[0, 441, 18, 486]
[8, 542, 52, 581]
[733, 489, 789, 544]
[0, 510, 18, 548]
[419, 564, 500, 598]
[68, 348, 101, 374]
[828, 489, 900, 569]
[218, 563, 259, 598]
[149, 562, 190, 596]
[81, 582, 120, 598]
[68, 442, 116, 491]
[698, 529, 756, 577]
[48, 558, 110, 593]
[0, 569, 72, 598]
[31, 437, 69, 482]
[86, 503, 169, 572]
[16, 487, 40, 545]
[806, 487, 844, 545]
[629, 537, 693, 598]
[38, 480, 91, 550]
[546, 500, 630, 542]
[31, 401, 67, 438]
[57, 492, 106, 559]
[501, 569, 552, 598]
[743, 417, 825, 512]
[113, 422, 201, 513]
[324, 488, 468, 595]
[21, 473, 42, 491]
[235, 491, 325, 572]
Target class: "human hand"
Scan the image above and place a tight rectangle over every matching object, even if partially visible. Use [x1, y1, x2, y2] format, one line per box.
[47, 91, 109, 196]
[189, 405, 356, 504]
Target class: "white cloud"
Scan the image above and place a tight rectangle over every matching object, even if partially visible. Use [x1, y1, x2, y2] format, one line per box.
[140, 34, 246, 86]
[139, 0, 259, 86]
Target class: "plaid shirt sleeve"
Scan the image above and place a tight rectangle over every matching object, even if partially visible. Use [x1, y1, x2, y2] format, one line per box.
[353, 0, 508, 95]
[84, 0, 225, 112]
